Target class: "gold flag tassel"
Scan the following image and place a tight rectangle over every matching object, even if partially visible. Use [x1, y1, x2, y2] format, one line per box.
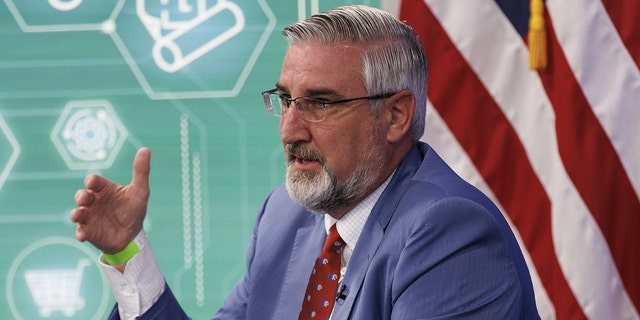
[528, 0, 547, 70]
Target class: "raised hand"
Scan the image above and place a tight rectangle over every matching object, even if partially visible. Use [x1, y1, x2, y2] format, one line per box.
[70, 147, 151, 254]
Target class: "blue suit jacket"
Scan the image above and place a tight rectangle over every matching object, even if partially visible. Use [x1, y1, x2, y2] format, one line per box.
[110, 142, 539, 319]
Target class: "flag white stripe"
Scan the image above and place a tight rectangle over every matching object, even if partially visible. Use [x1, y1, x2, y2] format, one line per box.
[424, 0, 638, 318]
[547, 0, 640, 198]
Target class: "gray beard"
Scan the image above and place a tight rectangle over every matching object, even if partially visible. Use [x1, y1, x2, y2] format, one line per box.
[284, 138, 381, 214]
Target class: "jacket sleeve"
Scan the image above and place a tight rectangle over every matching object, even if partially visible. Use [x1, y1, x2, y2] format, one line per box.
[390, 197, 536, 319]
[108, 283, 190, 320]
[212, 189, 274, 319]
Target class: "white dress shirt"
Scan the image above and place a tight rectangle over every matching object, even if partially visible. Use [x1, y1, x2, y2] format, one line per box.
[101, 231, 165, 320]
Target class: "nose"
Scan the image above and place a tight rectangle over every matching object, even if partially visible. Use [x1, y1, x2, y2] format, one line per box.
[280, 104, 311, 145]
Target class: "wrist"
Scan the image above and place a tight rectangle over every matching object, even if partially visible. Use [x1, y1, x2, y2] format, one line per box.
[103, 240, 140, 265]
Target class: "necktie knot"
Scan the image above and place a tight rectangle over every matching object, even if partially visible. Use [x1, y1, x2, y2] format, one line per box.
[323, 225, 344, 254]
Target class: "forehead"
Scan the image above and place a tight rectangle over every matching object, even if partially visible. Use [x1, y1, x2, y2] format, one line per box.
[278, 43, 366, 96]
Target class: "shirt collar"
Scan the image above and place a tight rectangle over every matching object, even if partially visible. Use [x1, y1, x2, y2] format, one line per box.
[324, 172, 394, 252]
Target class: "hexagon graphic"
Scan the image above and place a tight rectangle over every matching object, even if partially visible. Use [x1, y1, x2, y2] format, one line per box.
[51, 100, 128, 170]
[109, 0, 276, 99]
[0, 114, 21, 192]
[3, 0, 122, 32]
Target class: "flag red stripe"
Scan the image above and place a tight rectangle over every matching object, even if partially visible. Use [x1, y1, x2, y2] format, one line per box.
[538, 13, 640, 312]
[600, 0, 640, 70]
[399, 0, 586, 318]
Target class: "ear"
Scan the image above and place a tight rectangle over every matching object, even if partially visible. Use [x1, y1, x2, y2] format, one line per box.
[385, 90, 415, 143]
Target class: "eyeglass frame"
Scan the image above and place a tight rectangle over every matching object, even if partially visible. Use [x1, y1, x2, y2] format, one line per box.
[261, 88, 397, 122]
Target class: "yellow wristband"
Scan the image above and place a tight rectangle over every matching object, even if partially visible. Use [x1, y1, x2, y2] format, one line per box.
[103, 240, 140, 265]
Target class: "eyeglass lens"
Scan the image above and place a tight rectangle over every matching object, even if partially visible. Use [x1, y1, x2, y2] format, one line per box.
[268, 94, 326, 122]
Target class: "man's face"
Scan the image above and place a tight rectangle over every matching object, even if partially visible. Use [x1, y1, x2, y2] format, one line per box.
[277, 43, 389, 216]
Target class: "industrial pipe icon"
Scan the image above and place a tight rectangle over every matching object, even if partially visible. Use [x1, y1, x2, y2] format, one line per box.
[137, 0, 245, 73]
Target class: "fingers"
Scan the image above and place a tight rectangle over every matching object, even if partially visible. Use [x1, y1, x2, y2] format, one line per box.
[75, 224, 87, 242]
[71, 189, 92, 225]
[83, 146, 149, 193]
[74, 188, 92, 207]
[71, 208, 89, 242]
[70, 207, 84, 223]
[84, 173, 109, 193]
[131, 147, 151, 197]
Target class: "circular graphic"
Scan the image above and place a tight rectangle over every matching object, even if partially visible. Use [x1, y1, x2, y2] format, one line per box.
[62, 109, 116, 161]
[48, 0, 83, 11]
[51, 100, 128, 170]
[6, 237, 110, 320]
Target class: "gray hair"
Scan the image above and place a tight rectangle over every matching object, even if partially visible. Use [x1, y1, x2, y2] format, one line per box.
[282, 5, 428, 141]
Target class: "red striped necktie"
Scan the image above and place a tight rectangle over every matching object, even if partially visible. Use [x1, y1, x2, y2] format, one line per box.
[299, 224, 345, 320]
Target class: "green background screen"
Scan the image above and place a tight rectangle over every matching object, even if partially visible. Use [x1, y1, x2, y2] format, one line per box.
[0, 0, 378, 318]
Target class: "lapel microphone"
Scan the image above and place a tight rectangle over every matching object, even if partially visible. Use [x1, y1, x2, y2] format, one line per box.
[335, 284, 348, 301]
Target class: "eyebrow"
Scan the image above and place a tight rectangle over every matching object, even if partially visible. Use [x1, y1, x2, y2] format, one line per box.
[274, 83, 342, 98]
[274, 83, 288, 95]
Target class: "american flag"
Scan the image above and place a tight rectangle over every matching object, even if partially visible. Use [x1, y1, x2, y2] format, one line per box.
[387, 0, 640, 318]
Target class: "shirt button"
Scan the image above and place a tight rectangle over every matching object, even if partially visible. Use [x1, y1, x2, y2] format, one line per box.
[125, 284, 136, 294]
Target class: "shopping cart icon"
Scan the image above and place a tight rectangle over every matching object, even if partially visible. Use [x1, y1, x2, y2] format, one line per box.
[24, 258, 91, 317]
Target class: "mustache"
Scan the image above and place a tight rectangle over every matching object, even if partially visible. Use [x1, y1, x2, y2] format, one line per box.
[284, 143, 326, 165]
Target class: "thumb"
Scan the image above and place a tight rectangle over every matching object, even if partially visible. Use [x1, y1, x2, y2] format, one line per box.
[131, 147, 151, 193]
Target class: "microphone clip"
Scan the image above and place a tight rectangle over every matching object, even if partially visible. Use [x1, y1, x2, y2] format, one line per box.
[335, 284, 348, 302]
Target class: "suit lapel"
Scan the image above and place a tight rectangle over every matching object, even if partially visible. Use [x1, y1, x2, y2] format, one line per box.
[272, 215, 325, 319]
[330, 145, 424, 319]
[330, 217, 385, 318]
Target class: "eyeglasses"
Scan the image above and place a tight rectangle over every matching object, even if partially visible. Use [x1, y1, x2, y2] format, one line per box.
[261, 88, 396, 122]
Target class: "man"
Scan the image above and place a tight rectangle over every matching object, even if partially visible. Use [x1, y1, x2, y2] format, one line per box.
[71, 5, 540, 319]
